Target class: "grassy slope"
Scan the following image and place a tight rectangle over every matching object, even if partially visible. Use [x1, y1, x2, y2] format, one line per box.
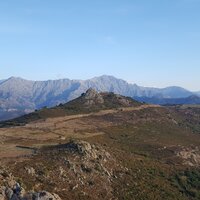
[2, 104, 200, 199]
[85, 107, 200, 200]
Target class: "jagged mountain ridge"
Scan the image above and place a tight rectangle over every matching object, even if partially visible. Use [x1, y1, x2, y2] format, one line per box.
[0, 75, 197, 121]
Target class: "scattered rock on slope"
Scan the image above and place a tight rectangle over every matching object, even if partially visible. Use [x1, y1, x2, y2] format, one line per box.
[177, 146, 200, 166]
[0, 169, 61, 200]
[1, 140, 127, 199]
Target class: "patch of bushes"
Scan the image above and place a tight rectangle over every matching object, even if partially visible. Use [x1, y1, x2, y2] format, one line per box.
[171, 169, 200, 199]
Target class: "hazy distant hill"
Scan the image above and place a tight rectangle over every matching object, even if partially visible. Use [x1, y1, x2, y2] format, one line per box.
[0, 75, 197, 121]
[195, 91, 200, 97]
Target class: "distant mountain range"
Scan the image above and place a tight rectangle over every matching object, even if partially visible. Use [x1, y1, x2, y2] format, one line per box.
[195, 91, 200, 96]
[0, 75, 199, 121]
[135, 95, 200, 105]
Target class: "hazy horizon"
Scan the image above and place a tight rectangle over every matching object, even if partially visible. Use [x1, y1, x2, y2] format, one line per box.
[0, 0, 200, 90]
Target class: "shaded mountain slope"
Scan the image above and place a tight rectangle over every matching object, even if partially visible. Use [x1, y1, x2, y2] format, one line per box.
[135, 95, 200, 105]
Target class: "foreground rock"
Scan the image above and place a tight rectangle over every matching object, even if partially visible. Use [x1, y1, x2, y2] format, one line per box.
[0, 169, 61, 200]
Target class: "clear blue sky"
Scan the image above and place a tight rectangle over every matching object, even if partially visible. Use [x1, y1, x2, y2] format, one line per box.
[0, 0, 199, 91]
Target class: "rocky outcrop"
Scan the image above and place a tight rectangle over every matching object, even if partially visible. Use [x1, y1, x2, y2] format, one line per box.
[82, 88, 104, 106]
[177, 146, 200, 166]
[65, 140, 110, 160]
[0, 169, 61, 200]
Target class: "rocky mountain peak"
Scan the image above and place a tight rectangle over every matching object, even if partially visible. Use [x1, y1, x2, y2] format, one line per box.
[82, 88, 104, 106]
[85, 88, 99, 97]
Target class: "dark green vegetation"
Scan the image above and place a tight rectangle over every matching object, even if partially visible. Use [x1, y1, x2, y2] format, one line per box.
[171, 169, 200, 199]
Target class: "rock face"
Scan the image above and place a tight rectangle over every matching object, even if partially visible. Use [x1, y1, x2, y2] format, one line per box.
[0, 169, 61, 200]
[83, 88, 104, 106]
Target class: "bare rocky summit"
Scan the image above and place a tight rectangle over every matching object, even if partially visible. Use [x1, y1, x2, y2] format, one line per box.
[82, 88, 104, 106]
[80, 88, 137, 108]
